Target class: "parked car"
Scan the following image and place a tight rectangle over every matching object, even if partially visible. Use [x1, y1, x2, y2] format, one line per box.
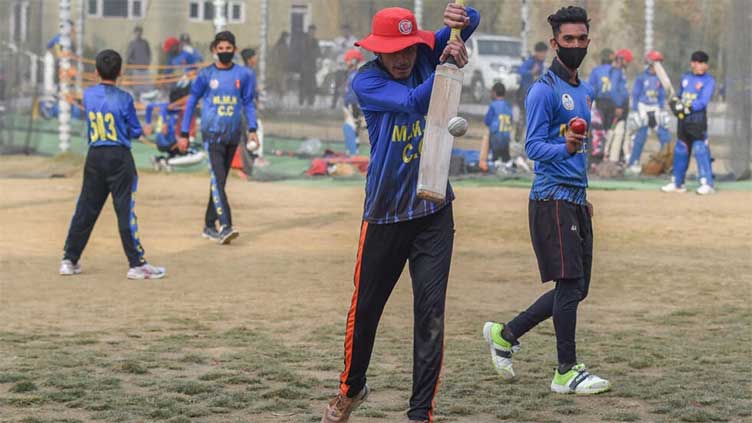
[464, 34, 522, 102]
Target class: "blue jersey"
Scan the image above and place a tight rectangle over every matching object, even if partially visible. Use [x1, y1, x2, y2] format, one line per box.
[353, 7, 480, 224]
[519, 56, 546, 96]
[83, 84, 142, 149]
[526, 59, 594, 205]
[588, 64, 628, 107]
[678, 72, 715, 123]
[145, 102, 178, 147]
[167, 50, 203, 74]
[632, 68, 665, 110]
[484, 99, 513, 139]
[181, 64, 257, 143]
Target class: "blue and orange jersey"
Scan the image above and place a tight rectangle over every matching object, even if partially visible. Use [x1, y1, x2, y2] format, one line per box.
[678, 71, 715, 123]
[353, 7, 480, 224]
[632, 68, 666, 110]
[83, 83, 142, 148]
[588, 63, 628, 107]
[181, 63, 256, 143]
[484, 98, 513, 140]
[525, 59, 594, 205]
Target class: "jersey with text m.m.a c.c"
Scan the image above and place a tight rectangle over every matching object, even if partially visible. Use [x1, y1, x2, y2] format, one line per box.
[181, 64, 256, 144]
[525, 59, 594, 205]
[353, 7, 480, 224]
[83, 84, 142, 149]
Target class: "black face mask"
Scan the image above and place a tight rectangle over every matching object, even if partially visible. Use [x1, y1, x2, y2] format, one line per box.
[556, 42, 588, 70]
[217, 52, 234, 64]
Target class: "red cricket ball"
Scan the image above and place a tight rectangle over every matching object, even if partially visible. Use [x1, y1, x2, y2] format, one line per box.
[570, 117, 587, 135]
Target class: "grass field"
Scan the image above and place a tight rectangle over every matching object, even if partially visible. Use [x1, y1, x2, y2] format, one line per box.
[0, 155, 751, 423]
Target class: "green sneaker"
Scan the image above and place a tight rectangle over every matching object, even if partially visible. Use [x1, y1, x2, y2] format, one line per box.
[482, 322, 520, 380]
[550, 363, 611, 394]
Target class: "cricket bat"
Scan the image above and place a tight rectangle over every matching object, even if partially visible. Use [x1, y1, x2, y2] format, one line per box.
[652, 60, 676, 98]
[417, 0, 466, 203]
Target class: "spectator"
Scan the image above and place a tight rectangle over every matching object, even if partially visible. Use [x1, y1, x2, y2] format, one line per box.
[268, 31, 290, 95]
[331, 24, 360, 108]
[299, 25, 319, 106]
[126, 26, 152, 100]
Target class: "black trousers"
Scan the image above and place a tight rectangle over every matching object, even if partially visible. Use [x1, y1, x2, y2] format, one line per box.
[339, 205, 454, 422]
[506, 200, 593, 369]
[596, 97, 617, 131]
[204, 141, 238, 229]
[63, 146, 146, 268]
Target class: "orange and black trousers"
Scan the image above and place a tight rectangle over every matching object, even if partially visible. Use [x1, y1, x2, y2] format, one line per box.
[339, 204, 454, 422]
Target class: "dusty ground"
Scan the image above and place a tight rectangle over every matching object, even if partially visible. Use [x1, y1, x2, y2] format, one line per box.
[0, 156, 750, 423]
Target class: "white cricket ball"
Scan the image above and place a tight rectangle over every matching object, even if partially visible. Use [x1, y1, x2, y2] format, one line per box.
[246, 140, 259, 152]
[448, 116, 469, 137]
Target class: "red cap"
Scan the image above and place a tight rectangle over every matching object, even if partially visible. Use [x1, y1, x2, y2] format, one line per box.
[615, 48, 634, 63]
[344, 48, 364, 64]
[355, 8, 435, 54]
[646, 50, 664, 62]
[162, 37, 180, 53]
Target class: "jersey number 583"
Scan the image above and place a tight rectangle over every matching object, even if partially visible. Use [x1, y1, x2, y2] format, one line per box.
[88, 112, 118, 142]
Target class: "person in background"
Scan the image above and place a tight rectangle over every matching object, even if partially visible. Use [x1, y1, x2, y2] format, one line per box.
[126, 26, 152, 100]
[299, 25, 320, 107]
[269, 31, 290, 95]
[516, 41, 548, 138]
[662, 50, 716, 195]
[480, 82, 515, 172]
[342, 48, 364, 156]
[626, 50, 671, 174]
[332, 24, 360, 109]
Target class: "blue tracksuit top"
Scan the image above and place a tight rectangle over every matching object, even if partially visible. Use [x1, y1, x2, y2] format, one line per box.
[83, 84, 142, 149]
[588, 63, 628, 107]
[484, 99, 513, 140]
[519, 56, 546, 96]
[181, 63, 257, 143]
[353, 7, 480, 224]
[526, 59, 594, 205]
[632, 68, 666, 110]
[145, 102, 178, 146]
[678, 71, 715, 124]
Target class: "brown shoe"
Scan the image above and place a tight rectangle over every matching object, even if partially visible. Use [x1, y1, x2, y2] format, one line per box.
[321, 385, 369, 423]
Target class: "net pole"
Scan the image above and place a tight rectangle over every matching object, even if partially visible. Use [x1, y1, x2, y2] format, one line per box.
[58, 0, 72, 153]
[213, 0, 227, 34]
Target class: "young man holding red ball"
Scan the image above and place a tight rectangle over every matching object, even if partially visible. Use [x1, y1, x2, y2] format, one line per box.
[482, 6, 611, 395]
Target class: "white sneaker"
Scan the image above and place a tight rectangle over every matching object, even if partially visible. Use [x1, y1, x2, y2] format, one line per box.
[660, 181, 686, 193]
[59, 259, 81, 276]
[482, 322, 521, 381]
[696, 180, 716, 195]
[550, 363, 611, 395]
[127, 263, 166, 280]
[626, 164, 642, 175]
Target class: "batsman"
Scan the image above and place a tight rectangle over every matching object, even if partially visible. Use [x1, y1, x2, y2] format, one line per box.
[482, 6, 611, 395]
[320, 3, 478, 423]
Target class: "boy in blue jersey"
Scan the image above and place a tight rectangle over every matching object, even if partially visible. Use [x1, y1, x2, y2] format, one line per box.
[483, 82, 514, 165]
[60, 50, 165, 280]
[662, 51, 716, 195]
[626, 50, 672, 173]
[482, 6, 611, 395]
[342, 48, 364, 156]
[178, 31, 258, 244]
[143, 102, 204, 171]
[516, 41, 548, 136]
[320, 5, 477, 423]
[588, 48, 630, 132]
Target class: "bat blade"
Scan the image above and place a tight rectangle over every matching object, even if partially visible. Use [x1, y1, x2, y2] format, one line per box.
[652, 61, 675, 98]
[417, 63, 464, 202]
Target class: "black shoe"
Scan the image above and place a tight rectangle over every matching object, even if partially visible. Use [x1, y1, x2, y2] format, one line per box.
[218, 226, 239, 245]
[202, 226, 220, 241]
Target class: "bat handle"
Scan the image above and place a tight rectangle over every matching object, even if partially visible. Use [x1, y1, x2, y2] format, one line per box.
[450, 0, 466, 41]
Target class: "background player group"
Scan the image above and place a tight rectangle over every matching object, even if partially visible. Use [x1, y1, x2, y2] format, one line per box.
[56, 1, 717, 421]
